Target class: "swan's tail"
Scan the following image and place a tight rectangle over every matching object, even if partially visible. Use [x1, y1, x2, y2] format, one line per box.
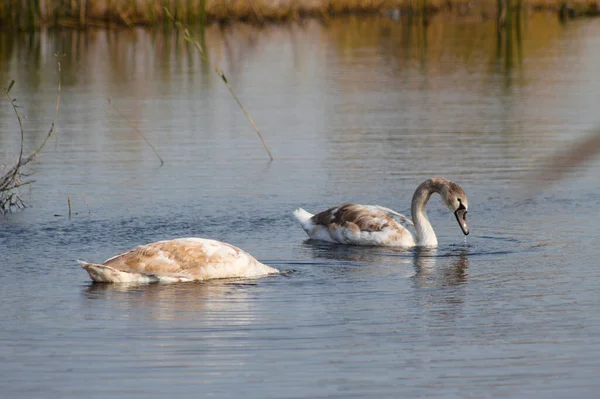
[78, 260, 158, 283]
[293, 208, 314, 233]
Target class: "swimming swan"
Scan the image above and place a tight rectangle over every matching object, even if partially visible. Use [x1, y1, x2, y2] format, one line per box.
[293, 177, 469, 248]
[79, 238, 278, 283]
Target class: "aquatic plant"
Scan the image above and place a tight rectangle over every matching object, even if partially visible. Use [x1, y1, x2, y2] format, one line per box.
[108, 99, 165, 166]
[166, 8, 274, 160]
[0, 57, 61, 213]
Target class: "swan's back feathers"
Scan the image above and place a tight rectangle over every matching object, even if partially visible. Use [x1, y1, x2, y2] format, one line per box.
[295, 203, 415, 247]
[80, 238, 278, 283]
[372, 206, 414, 227]
[313, 204, 413, 231]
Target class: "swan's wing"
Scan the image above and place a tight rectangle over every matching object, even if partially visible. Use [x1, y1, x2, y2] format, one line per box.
[102, 238, 276, 280]
[312, 203, 411, 231]
[372, 205, 414, 229]
[311, 203, 414, 246]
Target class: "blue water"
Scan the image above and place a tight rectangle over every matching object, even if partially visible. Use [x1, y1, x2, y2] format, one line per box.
[1, 14, 600, 398]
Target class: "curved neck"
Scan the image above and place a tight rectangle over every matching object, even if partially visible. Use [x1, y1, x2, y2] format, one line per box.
[411, 179, 443, 247]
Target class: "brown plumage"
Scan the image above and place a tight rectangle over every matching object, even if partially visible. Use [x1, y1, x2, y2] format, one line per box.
[293, 177, 469, 247]
[79, 238, 278, 283]
[313, 203, 409, 233]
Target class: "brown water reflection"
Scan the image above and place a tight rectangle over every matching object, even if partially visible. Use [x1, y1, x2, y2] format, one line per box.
[0, 14, 587, 98]
[1, 14, 596, 161]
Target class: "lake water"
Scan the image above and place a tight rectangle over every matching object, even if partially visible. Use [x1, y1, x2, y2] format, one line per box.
[1, 14, 600, 398]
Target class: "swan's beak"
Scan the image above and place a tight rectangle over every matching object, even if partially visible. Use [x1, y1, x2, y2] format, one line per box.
[454, 208, 469, 235]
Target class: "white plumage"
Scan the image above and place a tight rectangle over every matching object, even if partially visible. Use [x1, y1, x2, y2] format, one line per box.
[80, 238, 278, 284]
[293, 178, 469, 248]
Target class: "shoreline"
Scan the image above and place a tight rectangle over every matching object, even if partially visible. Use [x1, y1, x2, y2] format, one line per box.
[0, 0, 598, 30]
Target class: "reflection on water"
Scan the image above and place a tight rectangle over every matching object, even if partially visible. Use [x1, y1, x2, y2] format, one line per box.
[411, 248, 469, 324]
[83, 279, 260, 322]
[300, 239, 413, 264]
[300, 239, 471, 288]
[299, 240, 417, 280]
[412, 247, 469, 288]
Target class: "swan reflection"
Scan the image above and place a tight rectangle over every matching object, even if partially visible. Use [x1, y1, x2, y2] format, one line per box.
[299, 240, 470, 284]
[411, 247, 470, 324]
[82, 278, 267, 322]
[299, 240, 416, 278]
[412, 247, 469, 288]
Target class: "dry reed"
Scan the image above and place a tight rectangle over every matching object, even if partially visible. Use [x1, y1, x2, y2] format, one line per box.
[165, 8, 274, 161]
[67, 194, 72, 218]
[1, 0, 597, 30]
[0, 55, 62, 213]
[83, 193, 91, 215]
[108, 99, 165, 166]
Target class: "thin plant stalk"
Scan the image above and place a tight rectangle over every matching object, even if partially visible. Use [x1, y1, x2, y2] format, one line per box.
[80, 0, 86, 26]
[68, 194, 72, 219]
[3, 80, 25, 184]
[165, 8, 274, 161]
[0, 55, 62, 213]
[83, 192, 91, 214]
[247, 0, 265, 24]
[108, 99, 165, 166]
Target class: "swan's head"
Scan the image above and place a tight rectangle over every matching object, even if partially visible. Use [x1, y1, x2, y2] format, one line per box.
[440, 182, 469, 236]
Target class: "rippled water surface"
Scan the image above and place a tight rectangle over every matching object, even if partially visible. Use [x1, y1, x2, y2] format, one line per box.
[1, 15, 600, 398]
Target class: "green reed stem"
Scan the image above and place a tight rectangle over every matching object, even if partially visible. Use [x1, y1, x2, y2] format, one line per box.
[165, 8, 274, 161]
[108, 98, 165, 166]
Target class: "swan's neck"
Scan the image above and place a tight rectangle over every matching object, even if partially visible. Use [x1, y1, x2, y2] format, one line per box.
[411, 180, 442, 247]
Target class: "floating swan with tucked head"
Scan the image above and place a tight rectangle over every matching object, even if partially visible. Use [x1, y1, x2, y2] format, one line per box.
[79, 238, 278, 283]
[293, 177, 469, 248]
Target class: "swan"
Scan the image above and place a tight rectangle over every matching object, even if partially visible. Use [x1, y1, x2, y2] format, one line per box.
[293, 177, 469, 248]
[79, 237, 278, 283]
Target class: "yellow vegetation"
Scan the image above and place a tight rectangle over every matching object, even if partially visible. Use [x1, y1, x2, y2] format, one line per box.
[0, 0, 597, 29]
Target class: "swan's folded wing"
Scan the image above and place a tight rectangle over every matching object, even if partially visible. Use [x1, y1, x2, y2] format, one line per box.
[312, 204, 411, 231]
[332, 204, 415, 245]
[308, 204, 415, 246]
[372, 205, 414, 229]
